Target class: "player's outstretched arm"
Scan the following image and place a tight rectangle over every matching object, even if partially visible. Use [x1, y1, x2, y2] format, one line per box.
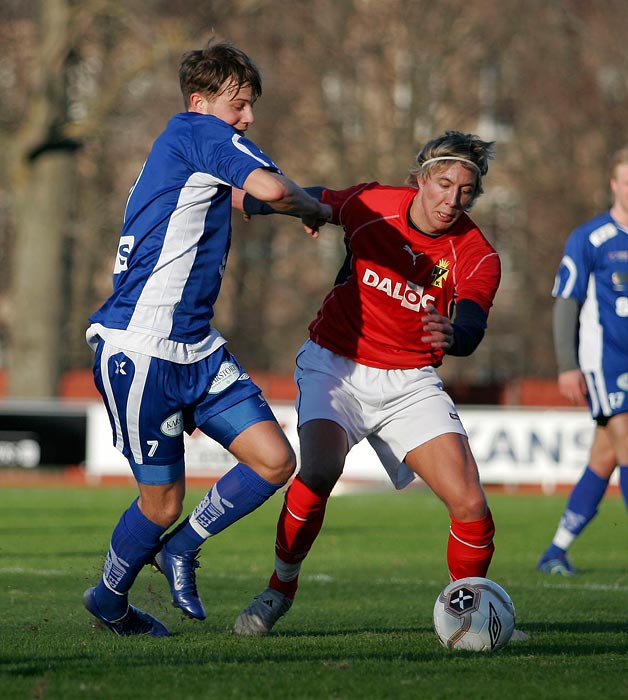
[241, 169, 330, 236]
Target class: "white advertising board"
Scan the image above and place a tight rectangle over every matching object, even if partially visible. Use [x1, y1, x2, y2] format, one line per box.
[85, 402, 599, 492]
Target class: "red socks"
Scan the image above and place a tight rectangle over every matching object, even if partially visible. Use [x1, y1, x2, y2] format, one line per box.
[269, 476, 329, 598]
[447, 509, 495, 580]
[268, 478, 495, 595]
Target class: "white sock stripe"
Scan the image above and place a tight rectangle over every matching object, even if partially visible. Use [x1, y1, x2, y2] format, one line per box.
[102, 576, 127, 595]
[449, 527, 493, 549]
[274, 556, 302, 582]
[286, 506, 308, 522]
[553, 526, 575, 550]
[189, 516, 211, 540]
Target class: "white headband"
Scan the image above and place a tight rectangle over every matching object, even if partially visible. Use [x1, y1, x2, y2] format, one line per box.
[421, 156, 481, 174]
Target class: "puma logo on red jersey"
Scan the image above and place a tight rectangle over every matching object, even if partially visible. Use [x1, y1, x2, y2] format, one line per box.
[403, 245, 423, 265]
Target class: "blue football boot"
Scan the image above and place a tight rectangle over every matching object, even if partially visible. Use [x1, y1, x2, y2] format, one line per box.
[83, 587, 169, 636]
[537, 547, 575, 576]
[153, 546, 207, 620]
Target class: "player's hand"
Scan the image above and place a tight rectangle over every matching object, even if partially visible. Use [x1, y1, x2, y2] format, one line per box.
[421, 304, 454, 350]
[301, 203, 332, 238]
[557, 369, 588, 405]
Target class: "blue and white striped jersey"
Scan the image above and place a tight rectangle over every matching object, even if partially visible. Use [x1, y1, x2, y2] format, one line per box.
[88, 112, 280, 363]
[552, 211, 628, 375]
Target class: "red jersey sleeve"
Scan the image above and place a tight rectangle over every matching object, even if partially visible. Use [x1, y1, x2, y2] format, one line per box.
[321, 183, 377, 227]
[451, 232, 501, 316]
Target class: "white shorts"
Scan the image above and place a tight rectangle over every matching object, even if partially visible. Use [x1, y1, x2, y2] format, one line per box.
[294, 340, 467, 489]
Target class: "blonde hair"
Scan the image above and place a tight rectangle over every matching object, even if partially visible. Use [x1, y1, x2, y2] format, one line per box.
[611, 146, 628, 178]
[406, 130, 495, 207]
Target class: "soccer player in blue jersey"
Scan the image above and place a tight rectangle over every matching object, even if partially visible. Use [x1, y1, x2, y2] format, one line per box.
[82, 40, 331, 635]
[538, 146, 628, 575]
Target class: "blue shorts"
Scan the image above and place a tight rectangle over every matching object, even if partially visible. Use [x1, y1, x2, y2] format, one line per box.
[584, 367, 628, 422]
[93, 340, 276, 485]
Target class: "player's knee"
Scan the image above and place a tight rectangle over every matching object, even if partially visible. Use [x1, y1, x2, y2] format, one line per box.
[275, 448, 298, 483]
[161, 500, 184, 525]
[447, 490, 488, 522]
[298, 461, 343, 496]
[255, 445, 297, 484]
[154, 504, 183, 528]
[139, 496, 183, 528]
[299, 473, 335, 496]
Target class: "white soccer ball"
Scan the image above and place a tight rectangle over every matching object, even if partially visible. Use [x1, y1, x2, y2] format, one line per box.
[433, 576, 516, 651]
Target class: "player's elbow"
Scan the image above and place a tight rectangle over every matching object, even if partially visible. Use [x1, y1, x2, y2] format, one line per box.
[264, 182, 291, 203]
[243, 171, 291, 204]
[256, 179, 289, 203]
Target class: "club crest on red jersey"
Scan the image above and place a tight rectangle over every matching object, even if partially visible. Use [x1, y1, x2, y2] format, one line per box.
[431, 258, 450, 288]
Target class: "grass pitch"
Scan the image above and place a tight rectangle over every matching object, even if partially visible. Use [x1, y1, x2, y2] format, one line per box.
[0, 483, 626, 699]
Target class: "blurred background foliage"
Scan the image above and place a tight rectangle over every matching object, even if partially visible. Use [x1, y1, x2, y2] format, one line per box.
[1, 0, 627, 397]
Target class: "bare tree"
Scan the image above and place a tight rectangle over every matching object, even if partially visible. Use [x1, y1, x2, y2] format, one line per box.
[2, 0, 628, 396]
[3, 1, 200, 395]
[8, 0, 80, 396]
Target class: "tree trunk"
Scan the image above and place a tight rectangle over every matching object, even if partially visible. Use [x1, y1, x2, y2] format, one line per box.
[7, 0, 77, 397]
[9, 150, 76, 396]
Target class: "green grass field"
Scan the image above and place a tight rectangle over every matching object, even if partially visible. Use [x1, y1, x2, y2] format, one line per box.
[1, 484, 626, 700]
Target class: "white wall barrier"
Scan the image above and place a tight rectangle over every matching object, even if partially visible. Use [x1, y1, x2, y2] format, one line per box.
[85, 402, 601, 492]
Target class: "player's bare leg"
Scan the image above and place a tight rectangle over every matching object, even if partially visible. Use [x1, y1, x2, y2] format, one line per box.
[155, 418, 295, 620]
[235, 419, 347, 635]
[405, 433, 494, 580]
[406, 433, 530, 641]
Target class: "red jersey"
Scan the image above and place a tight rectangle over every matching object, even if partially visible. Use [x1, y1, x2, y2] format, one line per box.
[309, 183, 501, 370]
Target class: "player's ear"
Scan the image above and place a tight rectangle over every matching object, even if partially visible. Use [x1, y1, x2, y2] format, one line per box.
[189, 92, 210, 114]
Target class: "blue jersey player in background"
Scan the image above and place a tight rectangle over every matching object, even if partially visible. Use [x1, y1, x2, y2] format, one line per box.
[538, 146, 628, 575]
[83, 40, 331, 635]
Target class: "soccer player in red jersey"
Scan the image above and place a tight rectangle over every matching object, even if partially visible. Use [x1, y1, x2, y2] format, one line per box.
[233, 130, 502, 636]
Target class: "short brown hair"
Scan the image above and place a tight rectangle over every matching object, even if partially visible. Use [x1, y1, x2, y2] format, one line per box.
[179, 39, 262, 109]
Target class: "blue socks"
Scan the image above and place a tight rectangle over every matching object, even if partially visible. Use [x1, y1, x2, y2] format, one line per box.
[549, 466, 609, 553]
[164, 464, 284, 554]
[619, 465, 628, 510]
[563, 466, 609, 531]
[94, 499, 166, 620]
[92, 467, 284, 618]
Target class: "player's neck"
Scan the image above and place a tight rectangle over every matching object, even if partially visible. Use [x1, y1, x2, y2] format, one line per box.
[610, 204, 628, 229]
[407, 212, 445, 237]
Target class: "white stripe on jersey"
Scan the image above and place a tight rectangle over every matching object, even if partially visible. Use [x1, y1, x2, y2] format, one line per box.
[231, 134, 275, 167]
[352, 214, 400, 236]
[123, 161, 147, 225]
[578, 275, 604, 372]
[128, 172, 223, 337]
[553, 254, 578, 298]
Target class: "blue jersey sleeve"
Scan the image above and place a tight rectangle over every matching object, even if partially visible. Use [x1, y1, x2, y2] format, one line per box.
[552, 228, 593, 304]
[188, 115, 281, 188]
